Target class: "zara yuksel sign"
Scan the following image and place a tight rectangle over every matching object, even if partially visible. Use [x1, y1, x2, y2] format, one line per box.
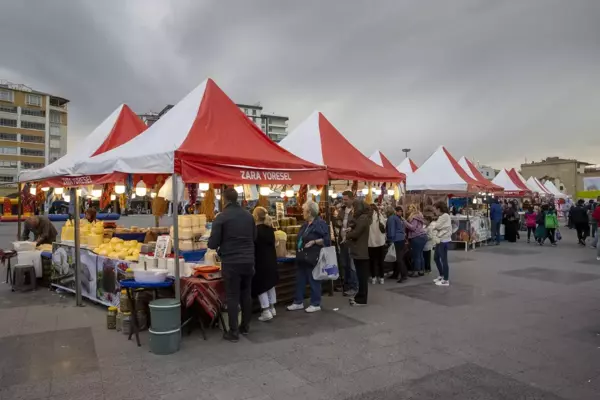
[239, 170, 293, 181]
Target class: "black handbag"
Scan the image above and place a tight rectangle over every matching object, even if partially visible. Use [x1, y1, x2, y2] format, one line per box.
[296, 224, 321, 267]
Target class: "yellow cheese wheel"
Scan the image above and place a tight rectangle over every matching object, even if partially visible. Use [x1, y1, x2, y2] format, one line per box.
[110, 237, 123, 244]
[125, 255, 138, 261]
[99, 249, 109, 256]
[103, 238, 110, 244]
[108, 252, 119, 259]
[117, 250, 128, 260]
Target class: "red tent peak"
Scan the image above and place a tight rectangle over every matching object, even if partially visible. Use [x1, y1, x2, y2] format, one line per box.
[91, 104, 147, 157]
[440, 147, 483, 188]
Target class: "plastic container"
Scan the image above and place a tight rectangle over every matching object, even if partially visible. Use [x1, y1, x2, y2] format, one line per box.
[122, 312, 131, 335]
[107, 306, 117, 329]
[145, 255, 158, 269]
[125, 268, 134, 280]
[157, 257, 167, 270]
[149, 298, 181, 332]
[12, 241, 36, 252]
[132, 268, 168, 284]
[120, 290, 131, 313]
[149, 328, 181, 355]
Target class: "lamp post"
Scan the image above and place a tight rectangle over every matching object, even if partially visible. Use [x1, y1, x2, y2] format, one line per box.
[402, 148, 411, 158]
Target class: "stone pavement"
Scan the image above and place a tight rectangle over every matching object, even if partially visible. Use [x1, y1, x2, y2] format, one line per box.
[0, 229, 599, 400]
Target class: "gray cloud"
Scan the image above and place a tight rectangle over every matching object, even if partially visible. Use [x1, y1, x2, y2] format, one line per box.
[1, 0, 599, 169]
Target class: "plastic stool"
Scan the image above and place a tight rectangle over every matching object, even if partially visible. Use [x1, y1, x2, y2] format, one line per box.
[12, 264, 36, 292]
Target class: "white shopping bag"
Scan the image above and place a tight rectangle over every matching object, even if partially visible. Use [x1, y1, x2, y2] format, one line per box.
[312, 247, 340, 281]
[384, 244, 396, 262]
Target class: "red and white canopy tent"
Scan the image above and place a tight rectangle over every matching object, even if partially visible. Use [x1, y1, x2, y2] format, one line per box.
[396, 158, 418, 175]
[525, 176, 552, 195]
[543, 180, 568, 199]
[70, 78, 328, 299]
[279, 111, 404, 182]
[491, 169, 531, 196]
[406, 146, 486, 192]
[18, 104, 148, 186]
[369, 150, 399, 176]
[457, 156, 503, 193]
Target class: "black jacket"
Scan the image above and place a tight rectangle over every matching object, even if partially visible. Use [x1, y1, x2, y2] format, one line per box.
[571, 205, 589, 225]
[208, 203, 256, 264]
[251, 224, 278, 297]
[346, 211, 372, 260]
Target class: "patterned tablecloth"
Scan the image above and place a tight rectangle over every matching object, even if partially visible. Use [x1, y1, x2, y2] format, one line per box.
[180, 276, 225, 320]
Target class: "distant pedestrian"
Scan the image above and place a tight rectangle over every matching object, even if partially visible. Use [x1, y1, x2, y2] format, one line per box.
[387, 206, 408, 283]
[423, 214, 436, 274]
[346, 200, 372, 306]
[503, 202, 519, 243]
[524, 206, 537, 243]
[368, 204, 386, 285]
[405, 204, 428, 278]
[536, 204, 548, 245]
[432, 201, 452, 286]
[571, 199, 590, 246]
[490, 198, 503, 245]
[544, 205, 559, 246]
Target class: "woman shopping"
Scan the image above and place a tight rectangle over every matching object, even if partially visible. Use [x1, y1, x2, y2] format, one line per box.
[346, 200, 372, 306]
[287, 200, 331, 313]
[433, 201, 452, 286]
[405, 204, 428, 277]
[251, 207, 279, 322]
[387, 206, 408, 283]
[368, 204, 387, 284]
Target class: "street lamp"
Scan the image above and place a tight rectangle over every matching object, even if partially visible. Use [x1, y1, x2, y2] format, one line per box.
[402, 148, 411, 158]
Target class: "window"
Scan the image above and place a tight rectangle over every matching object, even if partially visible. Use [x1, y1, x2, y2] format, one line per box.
[21, 121, 45, 130]
[50, 139, 60, 149]
[49, 112, 61, 123]
[485, 171, 489, 177]
[50, 125, 60, 136]
[21, 108, 45, 117]
[21, 162, 44, 169]
[0, 90, 13, 102]
[0, 133, 17, 141]
[0, 147, 17, 154]
[0, 105, 16, 113]
[559, 185, 564, 191]
[21, 148, 44, 157]
[21, 135, 44, 143]
[252, 109, 257, 116]
[0, 118, 17, 127]
[0, 176, 14, 182]
[26, 94, 42, 106]
[0, 161, 17, 168]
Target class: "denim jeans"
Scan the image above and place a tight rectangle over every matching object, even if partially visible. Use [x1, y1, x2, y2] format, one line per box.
[592, 224, 598, 247]
[410, 235, 427, 272]
[490, 220, 501, 243]
[293, 265, 322, 307]
[340, 243, 358, 291]
[434, 242, 450, 281]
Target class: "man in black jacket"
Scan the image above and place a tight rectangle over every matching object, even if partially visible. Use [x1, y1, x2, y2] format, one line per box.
[208, 187, 257, 342]
[571, 199, 590, 246]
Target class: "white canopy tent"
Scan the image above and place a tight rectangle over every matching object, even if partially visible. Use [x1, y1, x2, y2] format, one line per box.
[526, 176, 552, 195]
[491, 169, 529, 196]
[405, 146, 482, 192]
[543, 180, 568, 199]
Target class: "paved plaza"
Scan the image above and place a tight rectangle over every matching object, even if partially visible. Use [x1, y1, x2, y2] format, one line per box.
[0, 223, 599, 399]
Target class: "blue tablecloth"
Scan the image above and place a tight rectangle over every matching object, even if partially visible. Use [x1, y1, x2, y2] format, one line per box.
[119, 278, 174, 289]
[41, 251, 52, 259]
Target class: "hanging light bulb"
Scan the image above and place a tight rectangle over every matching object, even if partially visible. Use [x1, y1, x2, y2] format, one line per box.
[198, 183, 209, 191]
[309, 189, 318, 196]
[41, 187, 49, 192]
[76, 188, 82, 196]
[131, 193, 136, 199]
[361, 187, 368, 195]
[328, 189, 333, 196]
[472, 198, 477, 204]
[216, 194, 221, 200]
[63, 194, 71, 203]
[110, 194, 116, 201]
[285, 189, 294, 197]
[234, 185, 243, 194]
[259, 186, 271, 196]
[150, 192, 156, 199]
[29, 187, 36, 195]
[135, 180, 147, 197]
[114, 183, 125, 194]
[200, 192, 206, 198]
[279, 192, 285, 198]
[387, 189, 395, 196]
[54, 187, 64, 195]
[331, 192, 337, 198]
[375, 189, 382, 196]
[92, 188, 102, 198]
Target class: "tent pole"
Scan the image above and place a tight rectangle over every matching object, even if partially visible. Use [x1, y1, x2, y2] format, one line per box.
[73, 188, 83, 306]
[172, 174, 181, 300]
[17, 182, 22, 239]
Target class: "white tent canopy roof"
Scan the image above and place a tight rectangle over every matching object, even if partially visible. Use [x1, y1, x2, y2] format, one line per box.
[526, 176, 551, 194]
[492, 169, 522, 192]
[396, 158, 418, 174]
[18, 104, 132, 182]
[406, 146, 478, 192]
[543, 180, 568, 199]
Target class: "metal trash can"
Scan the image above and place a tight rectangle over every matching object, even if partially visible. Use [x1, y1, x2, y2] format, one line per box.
[148, 298, 181, 355]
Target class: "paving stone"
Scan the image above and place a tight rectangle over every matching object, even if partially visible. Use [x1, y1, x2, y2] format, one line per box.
[387, 282, 511, 307]
[502, 267, 600, 285]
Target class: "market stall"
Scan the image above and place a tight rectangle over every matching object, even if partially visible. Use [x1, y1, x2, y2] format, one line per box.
[526, 176, 552, 196]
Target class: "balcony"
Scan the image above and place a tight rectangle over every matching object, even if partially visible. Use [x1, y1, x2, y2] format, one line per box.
[49, 97, 69, 113]
[20, 113, 46, 125]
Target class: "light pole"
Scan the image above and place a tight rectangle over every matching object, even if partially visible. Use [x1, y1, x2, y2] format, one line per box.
[402, 148, 411, 158]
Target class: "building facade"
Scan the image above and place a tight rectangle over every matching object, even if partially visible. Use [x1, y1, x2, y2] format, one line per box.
[520, 157, 591, 196]
[0, 81, 69, 195]
[477, 165, 497, 180]
[138, 104, 173, 127]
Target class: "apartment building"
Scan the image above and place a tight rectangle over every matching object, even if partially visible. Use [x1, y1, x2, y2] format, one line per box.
[521, 156, 591, 196]
[0, 80, 69, 195]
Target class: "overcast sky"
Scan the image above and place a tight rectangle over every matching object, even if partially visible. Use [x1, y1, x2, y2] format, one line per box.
[1, 0, 599, 169]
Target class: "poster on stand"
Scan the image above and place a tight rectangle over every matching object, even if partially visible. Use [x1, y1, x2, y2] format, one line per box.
[450, 216, 490, 243]
[51, 243, 133, 307]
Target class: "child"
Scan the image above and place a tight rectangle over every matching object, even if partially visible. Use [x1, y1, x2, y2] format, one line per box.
[544, 206, 559, 246]
[524, 207, 537, 243]
[423, 215, 436, 274]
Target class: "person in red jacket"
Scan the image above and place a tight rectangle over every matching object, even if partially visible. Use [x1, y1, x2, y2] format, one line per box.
[592, 203, 600, 250]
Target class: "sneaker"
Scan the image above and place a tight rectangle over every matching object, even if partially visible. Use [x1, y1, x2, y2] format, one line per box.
[258, 309, 273, 322]
[551, 243, 557, 247]
[305, 305, 321, 313]
[270, 305, 277, 317]
[343, 289, 357, 297]
[371, 278, 377, 284]
[223, 331, 239, 343]
[239, 325, 249, 336]
[435, 280, 450, 286]
[287, 303, 304, 311]
[378, 278, 385, 285]
[349, 299, 366, 306]
[433, 276, 443, 283]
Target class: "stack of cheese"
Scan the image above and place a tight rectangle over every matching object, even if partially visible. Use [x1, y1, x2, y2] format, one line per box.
[171, 214, 207, 251]
[94, 237, 142, 261]
[61, 220, 75, 242]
